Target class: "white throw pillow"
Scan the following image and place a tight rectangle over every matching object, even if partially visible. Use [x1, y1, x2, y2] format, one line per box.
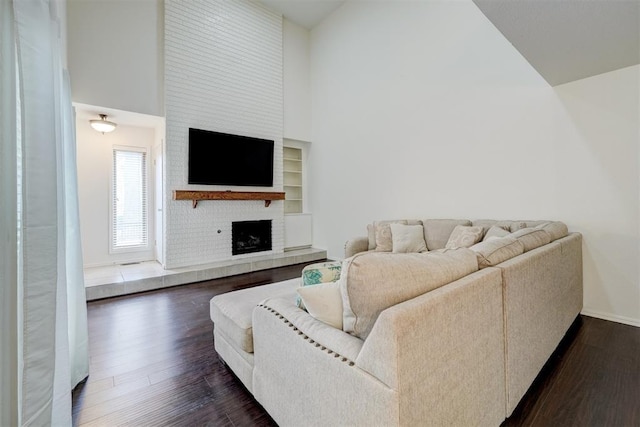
[297, 281, 343, 329]
[390, 223, 427, 253]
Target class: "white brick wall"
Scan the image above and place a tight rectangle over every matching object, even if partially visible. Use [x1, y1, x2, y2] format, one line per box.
[164, 0, 283, 268]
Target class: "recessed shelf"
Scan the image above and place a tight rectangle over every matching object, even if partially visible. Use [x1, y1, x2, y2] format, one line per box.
[283, 146, 303, 214]
[173, 190, 285, 208]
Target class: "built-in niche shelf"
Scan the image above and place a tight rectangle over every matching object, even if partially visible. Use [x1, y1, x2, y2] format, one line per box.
[173, 190, 285, 208]
[283, 146, 303, 214]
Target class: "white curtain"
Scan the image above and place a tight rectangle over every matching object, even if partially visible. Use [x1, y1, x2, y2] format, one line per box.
[0, 0, 89, 425]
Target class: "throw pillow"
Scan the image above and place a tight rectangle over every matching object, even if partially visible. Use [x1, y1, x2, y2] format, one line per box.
[483, 225, 510, 241]
[422, 219, 472, 250]
[374, 220, 408, 252]
[471, 220, 513, 237]
[298, 261, 342, 309]
[297, 281, 343, 329]
[445, 225, 484, 249]
[390, 223, 427, 253]
[510, 221, 528, 232]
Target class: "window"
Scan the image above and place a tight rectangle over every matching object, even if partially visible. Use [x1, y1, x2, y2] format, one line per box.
[111, 147, 148, 251]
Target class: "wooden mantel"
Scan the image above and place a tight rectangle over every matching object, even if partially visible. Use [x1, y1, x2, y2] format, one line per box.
[173, 190, 285, 208]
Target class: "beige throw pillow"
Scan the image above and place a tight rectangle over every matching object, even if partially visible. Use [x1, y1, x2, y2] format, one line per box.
[297, 281, 343, 329]
[472, 220, 513, 235]
[483, 225, 510, 241]
[509, 221, 528, 232]
[445, 225, 484, 249]
[390, 223, 427, 253]
[374, 220, 408, 252]
[422, 219, 472, 250]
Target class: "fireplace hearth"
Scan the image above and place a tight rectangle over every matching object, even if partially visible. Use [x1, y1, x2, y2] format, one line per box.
[232, 220, 272, 256]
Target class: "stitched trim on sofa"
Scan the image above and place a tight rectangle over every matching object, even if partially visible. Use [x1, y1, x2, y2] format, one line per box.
[257, 304, 356, 367]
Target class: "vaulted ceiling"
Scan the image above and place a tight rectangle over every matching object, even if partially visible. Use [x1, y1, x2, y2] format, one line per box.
[473, 0, 639, 86]
[260, 0, 345, 29]
[260, 0, 640, 86]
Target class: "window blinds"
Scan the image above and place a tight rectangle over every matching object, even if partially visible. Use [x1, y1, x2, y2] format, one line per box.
[112, 148, 148, 250]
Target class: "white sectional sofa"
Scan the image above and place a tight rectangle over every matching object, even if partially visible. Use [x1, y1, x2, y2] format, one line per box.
[210, 219, 583, 426]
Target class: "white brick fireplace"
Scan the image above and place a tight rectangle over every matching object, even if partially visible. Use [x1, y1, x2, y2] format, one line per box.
[164, 0, 284, 269]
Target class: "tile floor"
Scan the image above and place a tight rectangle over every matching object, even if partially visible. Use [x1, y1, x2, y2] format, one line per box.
[82, 247, 327, 301]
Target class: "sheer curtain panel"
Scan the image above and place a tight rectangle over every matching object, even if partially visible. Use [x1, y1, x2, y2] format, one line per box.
[1, 0, 89, 425]
[0, 0, 19, 425]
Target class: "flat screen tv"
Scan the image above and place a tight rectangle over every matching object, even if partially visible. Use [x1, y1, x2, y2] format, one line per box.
[188, 128, 274, 187]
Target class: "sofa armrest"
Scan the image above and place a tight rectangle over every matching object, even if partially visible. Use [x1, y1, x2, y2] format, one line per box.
[255, 297, 363, 362]
[252, 297, 398, 426]
[498, 232, 582, 415]
[355, 268, 506, 426]
[345, 236, 369, 258]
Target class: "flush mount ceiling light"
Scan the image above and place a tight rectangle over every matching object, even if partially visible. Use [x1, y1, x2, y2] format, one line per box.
[89, 114, 117, 134]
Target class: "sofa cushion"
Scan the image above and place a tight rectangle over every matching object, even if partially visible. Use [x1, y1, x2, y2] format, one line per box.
[519, 220, 549, 229]
[340, 249, 479, 339]
[483, 225, 510, 241]
[509, 227, 551, 252]
[470, 237, 525, 268]
[297, 281, 343, 329]
[422, 219, 472, 250]
[474, 219, 552, 233]
[509, 222, 528, 232]
[472, 220, 513, 235]
[536, 221, 568, 241]
[390, 223, 427, 253]
[445, 225, 484, 249]
[210, 278, 300, 353]
[374, 220, 408, 252]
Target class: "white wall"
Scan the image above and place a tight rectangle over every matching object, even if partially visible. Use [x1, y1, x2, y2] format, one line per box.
[284, 19, 311, 142]
[309, 1, 639, 325]
[67, 0, 163, 116]
[164, 0, 283, 269]
[554, 67, 639, 326]
[76, 119, 157, 267]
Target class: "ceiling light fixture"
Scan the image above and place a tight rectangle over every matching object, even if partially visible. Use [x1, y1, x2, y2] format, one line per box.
[90, 114, 117, 134]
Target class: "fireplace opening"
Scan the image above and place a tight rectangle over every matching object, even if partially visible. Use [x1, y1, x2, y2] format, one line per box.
[232, 220, 272, 256]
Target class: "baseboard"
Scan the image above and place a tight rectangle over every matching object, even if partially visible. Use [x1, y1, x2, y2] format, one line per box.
[581, 309, 640, 327]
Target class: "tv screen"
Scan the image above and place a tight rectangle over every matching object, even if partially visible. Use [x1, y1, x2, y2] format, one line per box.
[188, 128, 274, 187]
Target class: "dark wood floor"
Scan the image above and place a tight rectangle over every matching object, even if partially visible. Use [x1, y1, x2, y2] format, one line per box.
[73, 263, 640, 426]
